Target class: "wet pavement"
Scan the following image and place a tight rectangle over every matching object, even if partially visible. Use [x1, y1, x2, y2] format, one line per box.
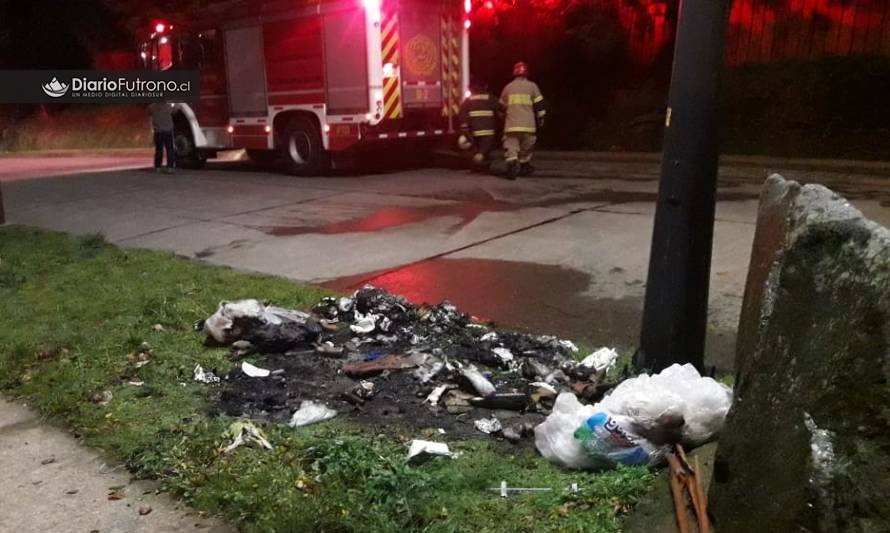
[3, 152, 889, 371]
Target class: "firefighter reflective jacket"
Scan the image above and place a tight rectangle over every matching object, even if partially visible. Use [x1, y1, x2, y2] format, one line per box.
[500, 77, 546, 134]
[458, 93, 498, 137]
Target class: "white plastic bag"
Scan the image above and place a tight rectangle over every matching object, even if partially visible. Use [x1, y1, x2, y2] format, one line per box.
[534, 393, 599, 470]
[596, 363, 732, 446]
[203, 300, 313, 345]
[289, 401, 337, 427]
[535, 364, 733, 470]
[203, 299, 266, 344]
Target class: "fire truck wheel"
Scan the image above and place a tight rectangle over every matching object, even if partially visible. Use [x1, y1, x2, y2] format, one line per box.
[280, 117, 327, 176]
[174, 131, 206, 169]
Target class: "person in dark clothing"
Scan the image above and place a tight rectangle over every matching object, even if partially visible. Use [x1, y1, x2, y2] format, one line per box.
[458, 80, 499, 171]
[149, 102, 177, 173]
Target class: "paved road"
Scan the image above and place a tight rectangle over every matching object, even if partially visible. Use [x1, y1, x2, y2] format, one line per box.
[2, 152, 889, 372]
[0, 152, 150, 182]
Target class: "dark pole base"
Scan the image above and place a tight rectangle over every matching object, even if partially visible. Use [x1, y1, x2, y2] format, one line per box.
[638, 0, 731, 372]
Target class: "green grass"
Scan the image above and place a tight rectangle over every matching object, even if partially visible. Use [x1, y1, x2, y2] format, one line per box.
[0, 226, 653, 532]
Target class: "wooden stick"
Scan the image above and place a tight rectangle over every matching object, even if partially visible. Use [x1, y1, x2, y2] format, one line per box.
[694, 455, 710, 533]
[666, 453, 691, 533]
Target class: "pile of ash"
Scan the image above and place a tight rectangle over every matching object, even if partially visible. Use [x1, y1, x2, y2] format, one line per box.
[199, 286, 621, 442]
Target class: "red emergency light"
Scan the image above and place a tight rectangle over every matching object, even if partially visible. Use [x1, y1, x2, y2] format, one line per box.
[464, 0, 472, 13]
[155, 23, 166, 34]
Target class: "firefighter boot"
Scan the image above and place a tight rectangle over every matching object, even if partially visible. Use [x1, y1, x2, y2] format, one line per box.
[505, 160, 520, 180]
[519, 162, 535, 177]
[470, 152, 486, 172]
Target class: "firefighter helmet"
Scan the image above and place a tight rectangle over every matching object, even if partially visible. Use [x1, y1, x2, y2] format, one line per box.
[512, 61, 529, 77]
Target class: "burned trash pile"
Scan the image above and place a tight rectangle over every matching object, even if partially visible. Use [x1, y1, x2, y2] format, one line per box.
[198, 286, 623, 442]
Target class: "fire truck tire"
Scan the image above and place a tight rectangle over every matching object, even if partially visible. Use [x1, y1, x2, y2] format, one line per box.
[174, 130, 206, 169]
[280, 117, 328, 176]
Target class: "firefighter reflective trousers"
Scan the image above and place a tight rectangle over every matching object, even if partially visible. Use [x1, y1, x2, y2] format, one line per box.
[503, 133, 536, 164]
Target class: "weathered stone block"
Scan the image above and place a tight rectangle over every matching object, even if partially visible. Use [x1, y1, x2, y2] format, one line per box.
[711, 174, 890, 533]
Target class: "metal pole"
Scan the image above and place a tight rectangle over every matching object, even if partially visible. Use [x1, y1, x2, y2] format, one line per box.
[637, 0, 731, 372]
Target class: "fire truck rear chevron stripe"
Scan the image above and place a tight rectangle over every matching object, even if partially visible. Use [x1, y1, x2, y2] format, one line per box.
[440, 14, 451, 118]
[440, 12, 461, 120]
[381, 8, 402, 120]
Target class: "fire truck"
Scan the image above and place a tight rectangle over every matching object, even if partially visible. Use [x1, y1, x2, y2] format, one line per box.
[141, 0, 470, 175]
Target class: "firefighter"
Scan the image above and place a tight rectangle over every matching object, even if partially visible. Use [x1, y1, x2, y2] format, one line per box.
[458, 80, 499, 171]
[500, 61, 546, 179]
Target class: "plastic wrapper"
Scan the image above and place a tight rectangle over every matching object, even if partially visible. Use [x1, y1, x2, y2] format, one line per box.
[289, 400, 337, 427]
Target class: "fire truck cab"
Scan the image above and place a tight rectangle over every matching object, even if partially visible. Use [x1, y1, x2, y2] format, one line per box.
[141, 0, 470, 175]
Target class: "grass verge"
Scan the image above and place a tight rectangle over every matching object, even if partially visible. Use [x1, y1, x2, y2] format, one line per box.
[0, 226, 653, 532]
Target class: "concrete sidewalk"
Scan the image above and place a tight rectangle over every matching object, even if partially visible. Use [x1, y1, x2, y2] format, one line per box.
[2, 156, 888, 371]
[0, 399, 230, 533]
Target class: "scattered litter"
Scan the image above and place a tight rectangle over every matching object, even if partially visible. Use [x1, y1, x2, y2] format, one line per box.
[343, 354, 416, 378]
[127, 381, 144, 387]
[502, 423, 536, 443]
[559, 340, 579, 353]
[289, 401, 337, 427]
[193, 364, 220, 384]
[535, 364, 732, 470]
[579, 347, 620, 372]
[461, 366, 496, 397]
[231, 340, 255, 357]
[90, 390, 113, 406]
[444, 390, 475, 414]
[206, 286, 598, 439]
[426, 384, 449, 406]
[241, 361, 271, 378]
[129, 346, 152, 368]
[413, 358, 444, 383]
[107, 488, 126, 501]
[138, 506, 153, 516]
[201, 299, 322, 352]
[151, 324, 164, 332]
[490, 480, 580, 498]
[474, 417, 503, 434]
[353, 381, 376, 400]
[316, 341, 345, 356]
[492, 347, 514, 364]
[40, 457, 56, 466]
[530, 382, 557, 395]
[65, 489, 78, 495]
[469, 393, 529, 411]
[221, 421, 273, 454]
[350, 312, 377, 334]
[406, 440, 453, 463]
